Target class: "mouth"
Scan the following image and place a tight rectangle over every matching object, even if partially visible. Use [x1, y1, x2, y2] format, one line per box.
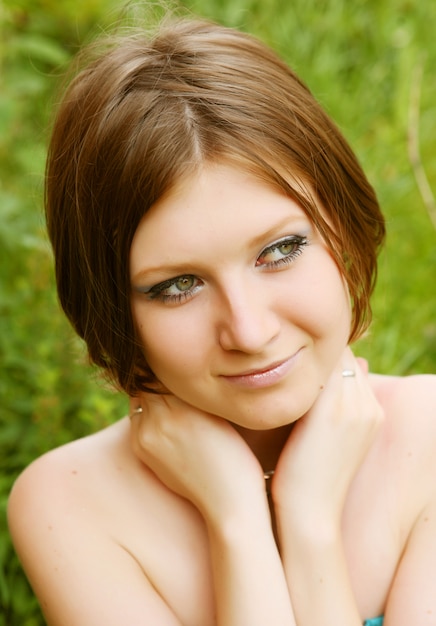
[221, 351, 301, 389]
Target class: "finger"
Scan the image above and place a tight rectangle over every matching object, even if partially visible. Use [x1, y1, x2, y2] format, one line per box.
[356, 356, 369, 375]
[338, 349, 369, 386]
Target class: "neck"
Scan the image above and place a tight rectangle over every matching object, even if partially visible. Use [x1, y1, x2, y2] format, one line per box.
[233, 423, 294, 473]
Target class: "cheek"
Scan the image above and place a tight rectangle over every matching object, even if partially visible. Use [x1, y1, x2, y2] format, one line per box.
[318, 274, 351, 321]
[292, 262, 351, 339]
[133, 306, 209, 379]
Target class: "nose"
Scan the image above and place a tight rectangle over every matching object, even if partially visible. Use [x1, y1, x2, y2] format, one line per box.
[216, 280, 281, 353]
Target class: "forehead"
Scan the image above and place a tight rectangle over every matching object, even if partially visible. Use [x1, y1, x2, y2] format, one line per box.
[144, 158, 319, 228]
[129, 163, 315, 276]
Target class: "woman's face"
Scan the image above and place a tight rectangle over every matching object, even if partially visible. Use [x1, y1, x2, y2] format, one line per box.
[130, 163, 351, 430]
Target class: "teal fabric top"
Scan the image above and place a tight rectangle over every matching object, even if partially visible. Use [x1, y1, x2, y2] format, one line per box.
[364, 618, 384, 626]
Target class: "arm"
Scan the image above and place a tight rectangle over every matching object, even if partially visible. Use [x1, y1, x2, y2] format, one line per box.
[273, 349, 383, 625]
[277, 514, 363, 626]
[206, 501, 294, 626]
[130, 394, 296, 626]
[383, 496, 436, 625]
[381, 375, 436, 625]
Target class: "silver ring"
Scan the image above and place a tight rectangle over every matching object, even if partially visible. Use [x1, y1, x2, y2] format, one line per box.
[129, 406, 143, 418]
[342, 369, 356, 378]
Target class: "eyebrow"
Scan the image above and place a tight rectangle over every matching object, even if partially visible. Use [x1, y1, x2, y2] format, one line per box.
[131, 262, 202, 287]
[131, 214, 311, 285]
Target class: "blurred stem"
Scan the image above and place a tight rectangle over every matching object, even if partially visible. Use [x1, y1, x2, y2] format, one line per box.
[408, 59, 436, 231]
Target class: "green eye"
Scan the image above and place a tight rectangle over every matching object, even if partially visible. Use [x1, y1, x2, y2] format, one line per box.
[144, 274, 202, 303]
[175, 276, 195, 292]
[277, 242, 297, 255]
[256, 235, 308, 268]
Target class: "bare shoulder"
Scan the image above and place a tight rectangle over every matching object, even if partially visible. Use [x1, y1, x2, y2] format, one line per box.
[8, 419, 128, 553]
[372, 372, 436, 429]
[370, 372, 436, 488]
[7, 420, 192, 624]
[9, 418, 125, 502]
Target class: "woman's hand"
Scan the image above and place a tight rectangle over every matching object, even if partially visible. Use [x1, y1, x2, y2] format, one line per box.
[129, 394, 266, 525]
[130, 395, 295, 626]
[273, 347, 384, 527]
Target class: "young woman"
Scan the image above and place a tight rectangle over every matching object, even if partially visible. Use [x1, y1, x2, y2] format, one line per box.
[8, 16, 436, 626]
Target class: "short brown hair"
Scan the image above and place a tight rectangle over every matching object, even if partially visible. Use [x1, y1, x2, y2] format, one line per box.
[45, 17, 385, 395]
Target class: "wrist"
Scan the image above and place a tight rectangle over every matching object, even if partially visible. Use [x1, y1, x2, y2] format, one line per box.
[197, 466, 268, 528]
[206, 493, 272, 544]
[274, 496, 343, 548]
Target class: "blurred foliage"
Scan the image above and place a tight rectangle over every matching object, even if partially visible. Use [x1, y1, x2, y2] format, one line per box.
[0, 1, 126, 623]
[1, 0, 435, 623]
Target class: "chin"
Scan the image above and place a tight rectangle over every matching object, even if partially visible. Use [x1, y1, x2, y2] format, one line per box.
[225, 391, 318, 431]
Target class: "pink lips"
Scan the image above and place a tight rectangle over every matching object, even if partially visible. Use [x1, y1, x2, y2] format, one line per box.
[222, 353, 299, 389]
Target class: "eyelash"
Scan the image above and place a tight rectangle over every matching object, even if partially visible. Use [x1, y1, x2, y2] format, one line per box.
[144, 234, 309, 304]
[145, 276, 201, 304]
[255, 235, 309, 270]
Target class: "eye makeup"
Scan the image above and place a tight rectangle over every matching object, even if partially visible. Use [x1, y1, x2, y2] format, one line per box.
[133, 231, 310, 305]
[256, 234, 309, 269]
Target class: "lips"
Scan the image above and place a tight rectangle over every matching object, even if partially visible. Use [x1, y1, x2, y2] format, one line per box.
[221, 352, 300, 389]
[228, 358, 289, 377]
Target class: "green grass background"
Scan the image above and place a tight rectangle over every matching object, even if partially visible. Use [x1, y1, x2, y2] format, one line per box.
[1, 0, 435, 623]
